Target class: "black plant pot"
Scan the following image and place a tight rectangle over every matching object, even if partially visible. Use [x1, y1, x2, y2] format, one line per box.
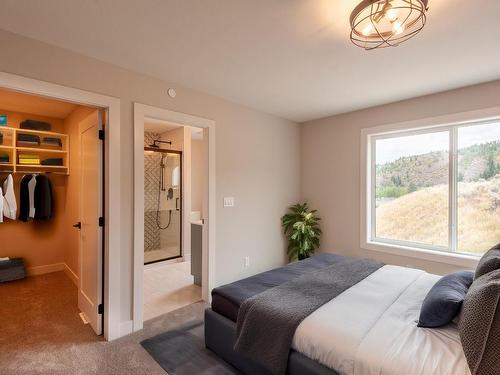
[298, 254, 308, 261]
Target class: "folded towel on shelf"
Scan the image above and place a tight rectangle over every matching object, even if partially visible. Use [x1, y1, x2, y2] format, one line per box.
[18, 134, 40, 145]
[41, 158, 63, 166]
[19, 155, 41, 165]
[0, 257, 10, 262]
[20, 119, 51, 131]
[19, 159, 41, 165]
[41, 137, 62, 147]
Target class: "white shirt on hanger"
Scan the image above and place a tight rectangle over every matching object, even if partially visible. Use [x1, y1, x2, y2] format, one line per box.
[3, 174, 17, 220]
[28, 175, 37, 219]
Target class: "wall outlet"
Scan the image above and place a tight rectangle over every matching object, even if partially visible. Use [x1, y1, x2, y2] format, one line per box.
[223, 197, 235, 207]
[244, 256, 250, 267]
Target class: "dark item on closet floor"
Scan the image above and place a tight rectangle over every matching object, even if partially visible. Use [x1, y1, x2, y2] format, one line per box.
[41, 137, 62, 147]
[34, 175, 53, 220]
[20, 119, 51, 131]
[18, 133, 40, 145]
[0, 258, 25, 283]
[41, 158, 63, 166]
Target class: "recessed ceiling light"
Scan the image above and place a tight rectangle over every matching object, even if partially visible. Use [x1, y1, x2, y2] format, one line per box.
[350, 0, 429, 50]
[167, 88, 177, 98]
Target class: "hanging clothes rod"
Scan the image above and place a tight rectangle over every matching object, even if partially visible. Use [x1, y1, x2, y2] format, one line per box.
[0, 170, 66, 175]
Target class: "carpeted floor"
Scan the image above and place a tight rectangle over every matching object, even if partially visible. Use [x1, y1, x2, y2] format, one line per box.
[0, 271, 208, 375]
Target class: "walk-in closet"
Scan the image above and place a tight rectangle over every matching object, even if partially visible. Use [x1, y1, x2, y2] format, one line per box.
[0, 87, 105, 347]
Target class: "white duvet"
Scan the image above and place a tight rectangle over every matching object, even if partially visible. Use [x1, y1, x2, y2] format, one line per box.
[292, 265, 471, 375]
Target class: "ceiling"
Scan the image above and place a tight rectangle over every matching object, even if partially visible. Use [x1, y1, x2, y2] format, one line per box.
[145, 118, 203, 139]
[1, 1, 499, 122]
[144, 119, 181, 134]
[0, 88, 77, 119]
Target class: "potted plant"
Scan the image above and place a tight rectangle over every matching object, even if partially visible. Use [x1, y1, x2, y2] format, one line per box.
[281, 203, 321, 261]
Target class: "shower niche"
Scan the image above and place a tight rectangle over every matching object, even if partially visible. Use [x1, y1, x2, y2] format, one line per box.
[144, 145, 182, 264]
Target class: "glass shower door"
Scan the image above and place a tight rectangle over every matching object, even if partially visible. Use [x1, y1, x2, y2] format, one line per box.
[144, 149, 182, 264]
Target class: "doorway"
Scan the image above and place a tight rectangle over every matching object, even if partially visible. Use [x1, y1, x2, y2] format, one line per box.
[0, 88, 103, 338]
[0, 71, 121, 340]
[133, 103, 216, 331]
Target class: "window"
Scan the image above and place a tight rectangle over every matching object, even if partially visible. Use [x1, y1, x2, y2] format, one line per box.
[367, 120, 500, 257]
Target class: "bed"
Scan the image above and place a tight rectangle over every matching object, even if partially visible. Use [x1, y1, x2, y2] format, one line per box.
[205, 253, 472, 375]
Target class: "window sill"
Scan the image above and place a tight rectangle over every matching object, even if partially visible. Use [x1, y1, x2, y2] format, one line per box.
[362, 240, 480, 268]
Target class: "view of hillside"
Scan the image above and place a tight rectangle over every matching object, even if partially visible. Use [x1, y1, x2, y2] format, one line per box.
[376, 141, 500, 254]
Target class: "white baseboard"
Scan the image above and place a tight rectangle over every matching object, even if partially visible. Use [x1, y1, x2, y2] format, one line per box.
[64, 264, 79, 286]
[120, 320, 134, 337]
[26, 262, 65, 276]
[26, 262, 79, 287]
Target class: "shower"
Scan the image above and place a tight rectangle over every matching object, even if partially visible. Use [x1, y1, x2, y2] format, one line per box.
[156, 153, 173, 230]
[144, 139, 183, 264]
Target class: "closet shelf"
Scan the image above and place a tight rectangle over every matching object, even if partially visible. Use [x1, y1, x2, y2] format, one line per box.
[0, 126, 70, 175]
[16, 147, 67, 154]
[16, 164, 67, 170]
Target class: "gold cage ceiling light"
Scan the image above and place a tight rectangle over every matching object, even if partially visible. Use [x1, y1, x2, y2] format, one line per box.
[350, 0, 429, 50]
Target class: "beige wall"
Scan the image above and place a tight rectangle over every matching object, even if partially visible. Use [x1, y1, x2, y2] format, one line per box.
[191, 138, 204, 214]
[0, 30, 301, 324]
[301, 79, 500, 275]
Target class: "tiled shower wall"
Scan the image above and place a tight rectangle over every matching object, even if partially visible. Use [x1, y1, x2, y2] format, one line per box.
[144, 132, 161, 252]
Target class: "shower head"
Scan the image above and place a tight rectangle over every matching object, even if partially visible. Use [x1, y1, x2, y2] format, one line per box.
[149, 140, 172, 148]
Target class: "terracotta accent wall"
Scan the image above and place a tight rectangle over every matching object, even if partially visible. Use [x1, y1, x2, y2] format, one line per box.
[0, 109, 66, 270]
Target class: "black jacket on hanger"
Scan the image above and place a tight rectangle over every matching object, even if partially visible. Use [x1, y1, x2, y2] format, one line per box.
[34, 175, 53, 220]
[18, 174, 32, 222]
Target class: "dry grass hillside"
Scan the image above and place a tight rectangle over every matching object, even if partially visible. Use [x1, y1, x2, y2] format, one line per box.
[376, 176, 500, 254]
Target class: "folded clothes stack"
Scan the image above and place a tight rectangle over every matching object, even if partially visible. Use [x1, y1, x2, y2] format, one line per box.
[0, 154, 10, 164]
[42, 137, 62, 147]
[20, 119, 51, 131]
[18, 134, 40, 146]
[18, 154, 40, 165]
[41, 158, 63, 166]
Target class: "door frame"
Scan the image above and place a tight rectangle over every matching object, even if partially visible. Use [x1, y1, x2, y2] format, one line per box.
[133, 103, 216, 331]
[0, 71, 122, 340]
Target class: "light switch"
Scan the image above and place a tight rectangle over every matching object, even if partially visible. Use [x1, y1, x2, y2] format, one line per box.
[223, 197, 235, 207]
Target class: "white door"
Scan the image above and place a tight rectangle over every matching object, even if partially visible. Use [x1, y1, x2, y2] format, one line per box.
[78, 110, 103, 335]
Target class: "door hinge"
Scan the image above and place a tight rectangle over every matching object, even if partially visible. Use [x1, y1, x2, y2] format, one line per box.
[98, 303, 104, 315]
[99, 217, 104, 227]
[98, 129, 105, 140]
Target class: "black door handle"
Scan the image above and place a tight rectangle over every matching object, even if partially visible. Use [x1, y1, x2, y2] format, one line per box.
[73, 222, 81, 229]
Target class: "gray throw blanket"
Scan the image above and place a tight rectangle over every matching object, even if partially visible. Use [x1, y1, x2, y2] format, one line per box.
[234, 256, 384, 375]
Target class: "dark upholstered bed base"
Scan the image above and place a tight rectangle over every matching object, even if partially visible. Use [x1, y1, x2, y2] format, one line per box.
[204, 308, 339, 375]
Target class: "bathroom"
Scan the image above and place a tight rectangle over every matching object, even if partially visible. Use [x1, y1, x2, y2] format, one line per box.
[143, 120, 205, 321]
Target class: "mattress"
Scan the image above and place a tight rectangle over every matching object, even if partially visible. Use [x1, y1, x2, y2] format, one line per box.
[211, 253, 344, 321]
[292, 265, 471, 375]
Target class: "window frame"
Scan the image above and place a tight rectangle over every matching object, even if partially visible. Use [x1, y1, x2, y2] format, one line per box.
[360, 107, 500, 267]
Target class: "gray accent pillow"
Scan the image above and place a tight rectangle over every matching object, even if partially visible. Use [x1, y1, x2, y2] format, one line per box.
[459, 269, 500, 375]
[475, 243, 500, 279]
[417, 271, 474, 328]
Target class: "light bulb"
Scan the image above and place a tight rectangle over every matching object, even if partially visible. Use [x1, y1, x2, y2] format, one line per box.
[386, 9, 398, 21]
[362, 23, 374, 36]
[393, 21, 404, 35]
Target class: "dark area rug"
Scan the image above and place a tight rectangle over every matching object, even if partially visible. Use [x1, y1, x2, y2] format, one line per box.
[141, 320, 240, 375]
